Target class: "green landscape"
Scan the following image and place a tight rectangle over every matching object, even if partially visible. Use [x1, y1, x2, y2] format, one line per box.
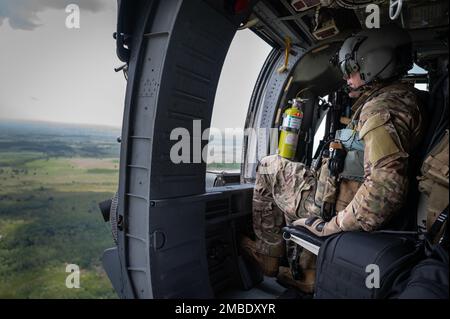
[0, 120, 120, 298]
[0, 120, 242, 298]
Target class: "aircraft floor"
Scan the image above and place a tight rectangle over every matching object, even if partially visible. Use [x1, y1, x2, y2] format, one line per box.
[218, 277, 289, 299]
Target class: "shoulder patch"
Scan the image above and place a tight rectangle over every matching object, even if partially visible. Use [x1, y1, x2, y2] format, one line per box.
[359, 112, 400, 164]
[359, 112, 390, 139]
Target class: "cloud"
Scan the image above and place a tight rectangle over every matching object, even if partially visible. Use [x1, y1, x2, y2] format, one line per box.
[0, 0, 111, 30]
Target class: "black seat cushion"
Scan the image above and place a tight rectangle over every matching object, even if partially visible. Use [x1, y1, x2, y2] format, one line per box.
[314, 231, 422, 299]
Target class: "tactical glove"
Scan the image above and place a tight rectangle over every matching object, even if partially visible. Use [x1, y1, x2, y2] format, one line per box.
[293, 215, 343, 237]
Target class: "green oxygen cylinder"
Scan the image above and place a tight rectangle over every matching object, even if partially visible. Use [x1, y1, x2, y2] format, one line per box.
[278, 99, 304, 160]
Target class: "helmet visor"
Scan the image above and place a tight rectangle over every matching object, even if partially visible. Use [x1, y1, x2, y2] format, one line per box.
[339, 58, 353, 80]
[340, 54, 363, 80]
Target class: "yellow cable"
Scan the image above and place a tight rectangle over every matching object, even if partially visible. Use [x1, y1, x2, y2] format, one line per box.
[277, 36, 292, 73]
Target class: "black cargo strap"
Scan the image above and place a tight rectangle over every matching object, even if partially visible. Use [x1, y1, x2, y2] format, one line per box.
[425, 206, 448, 254]
[429, 206, 448, 239]
[439, 226, 449, 250]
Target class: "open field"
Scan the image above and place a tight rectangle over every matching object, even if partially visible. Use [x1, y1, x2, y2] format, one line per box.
[1, 156, 119, 194]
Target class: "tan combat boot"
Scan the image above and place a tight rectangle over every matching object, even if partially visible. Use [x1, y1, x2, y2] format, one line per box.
[240, 236, 280, 277]
[277, 266, 315, 294]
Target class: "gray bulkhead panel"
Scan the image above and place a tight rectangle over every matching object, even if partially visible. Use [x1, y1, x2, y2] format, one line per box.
[112, 0, 243, 298]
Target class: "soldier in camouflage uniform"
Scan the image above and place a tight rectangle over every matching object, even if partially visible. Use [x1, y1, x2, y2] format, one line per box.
[241, 25, 424, 293]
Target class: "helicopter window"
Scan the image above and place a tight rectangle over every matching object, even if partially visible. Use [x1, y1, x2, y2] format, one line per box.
[312, 95, 328, 156]
[206, 29, 271, 173]
[409, 63, 429, 91]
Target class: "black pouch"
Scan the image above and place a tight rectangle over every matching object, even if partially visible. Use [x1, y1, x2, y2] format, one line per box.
[393, 211, 449, 299]
[314, 231, 423, 299]
[395, 244, 449, 299]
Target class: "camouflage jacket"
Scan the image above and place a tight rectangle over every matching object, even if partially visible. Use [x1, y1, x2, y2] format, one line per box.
[338, 81, 423, 232]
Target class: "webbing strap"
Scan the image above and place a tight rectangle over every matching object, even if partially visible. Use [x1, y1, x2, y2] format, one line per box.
[426, 205, 448, 244]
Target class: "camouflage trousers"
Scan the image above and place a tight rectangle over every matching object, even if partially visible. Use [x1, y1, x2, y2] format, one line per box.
[253, 155, 322, 270]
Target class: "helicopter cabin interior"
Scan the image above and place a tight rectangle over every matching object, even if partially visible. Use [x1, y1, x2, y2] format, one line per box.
[101, 0, 448, 299]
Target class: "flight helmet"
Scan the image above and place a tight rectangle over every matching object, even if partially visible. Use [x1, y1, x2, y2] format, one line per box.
[338, 24, 413, 85]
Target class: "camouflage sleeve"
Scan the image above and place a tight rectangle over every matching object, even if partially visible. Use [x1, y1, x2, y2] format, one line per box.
[338, 87, 422, 232]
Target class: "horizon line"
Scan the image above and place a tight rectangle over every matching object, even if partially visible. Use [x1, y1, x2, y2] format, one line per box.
[0, 117, 122, 130]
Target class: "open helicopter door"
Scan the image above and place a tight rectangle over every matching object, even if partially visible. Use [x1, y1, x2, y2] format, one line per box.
[102, 0, 244, 298]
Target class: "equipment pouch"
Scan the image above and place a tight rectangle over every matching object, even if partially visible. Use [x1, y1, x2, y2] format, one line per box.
[340, 150, 365, 182]
[335, 128, 364, 152]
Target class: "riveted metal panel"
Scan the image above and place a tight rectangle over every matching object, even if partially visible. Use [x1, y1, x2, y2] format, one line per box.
[109, 0, 244, 298]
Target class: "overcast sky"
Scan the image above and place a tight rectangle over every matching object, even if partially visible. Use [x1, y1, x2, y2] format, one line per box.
[0, 0, 272, 129]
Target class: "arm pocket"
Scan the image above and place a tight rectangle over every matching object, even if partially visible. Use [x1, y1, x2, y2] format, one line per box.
[359, 112, 401, 165]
